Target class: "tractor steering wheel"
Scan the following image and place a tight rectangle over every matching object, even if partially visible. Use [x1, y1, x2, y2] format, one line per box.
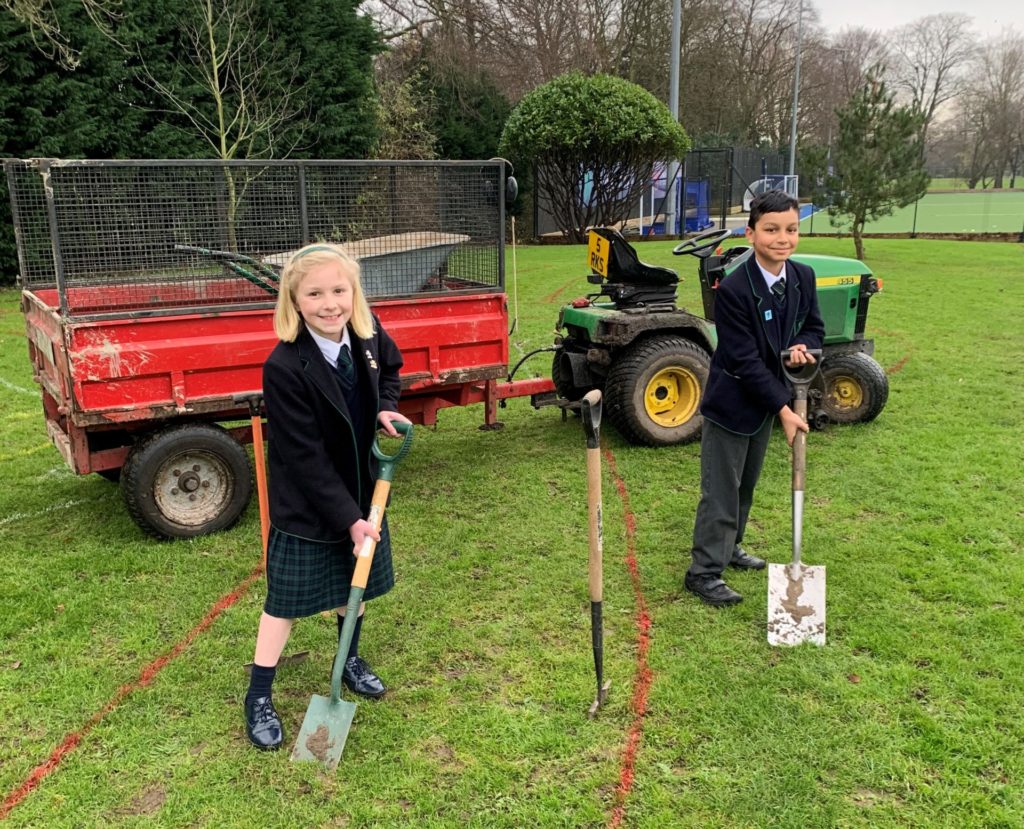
[672, 228, 733, 259]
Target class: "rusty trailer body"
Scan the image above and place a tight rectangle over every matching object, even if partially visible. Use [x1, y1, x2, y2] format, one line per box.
[6, 158, 553, 538]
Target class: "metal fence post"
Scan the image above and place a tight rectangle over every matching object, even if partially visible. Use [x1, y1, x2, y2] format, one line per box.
[38, 159, 70, 317]
[298, 163, 309, 242]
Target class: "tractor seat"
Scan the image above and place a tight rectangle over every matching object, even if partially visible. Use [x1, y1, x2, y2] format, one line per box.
[592, 228, 678, 287]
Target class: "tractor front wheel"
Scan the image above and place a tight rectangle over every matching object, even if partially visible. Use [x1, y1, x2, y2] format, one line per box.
[121, 423, 252, 539]
[604, 336, 710, 446]
[818, 352, 889, 424]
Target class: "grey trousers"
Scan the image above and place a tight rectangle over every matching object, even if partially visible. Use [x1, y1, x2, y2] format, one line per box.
[688, 417, 773, 577]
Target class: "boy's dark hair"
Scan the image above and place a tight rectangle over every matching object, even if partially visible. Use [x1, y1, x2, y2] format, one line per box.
[748, 189, 800, 228]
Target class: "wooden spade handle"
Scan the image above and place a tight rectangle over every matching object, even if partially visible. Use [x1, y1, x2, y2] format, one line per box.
[352, 478, 391, 590]
[581, 390, 603, 603]
[252, 415, 270, 570]
[792, 394, 807, 493]
[587, 446, 603, 603]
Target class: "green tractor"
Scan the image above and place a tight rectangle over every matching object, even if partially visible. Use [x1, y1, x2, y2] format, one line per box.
[553, 227, 889, 446]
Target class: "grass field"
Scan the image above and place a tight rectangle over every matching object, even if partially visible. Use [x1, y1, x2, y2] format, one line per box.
[1, 238, 1022, 827]
[803, 191, 1024, 235]
[928, 178, 1020, 192]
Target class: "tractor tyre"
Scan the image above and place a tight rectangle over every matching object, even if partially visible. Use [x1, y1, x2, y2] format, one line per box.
[819, 352, 889, 424]
[604, 336, 710, 447]
[121, 423, 252, 539]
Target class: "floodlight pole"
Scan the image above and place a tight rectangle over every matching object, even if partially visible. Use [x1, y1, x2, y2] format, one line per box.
[666, 0, 682, 235]
[788, 0, 804, 178]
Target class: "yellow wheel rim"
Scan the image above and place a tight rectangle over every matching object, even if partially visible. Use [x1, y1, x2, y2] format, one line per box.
[827, 375, 864, 411]
[644, 367, 700, 427]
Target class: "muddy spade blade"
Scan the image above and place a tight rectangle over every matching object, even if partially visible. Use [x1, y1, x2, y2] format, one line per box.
[290, 589, 362, 770]
[290, 694, 357, 771]
[767, 562, 825, 646]
[768, 352, 826, 647]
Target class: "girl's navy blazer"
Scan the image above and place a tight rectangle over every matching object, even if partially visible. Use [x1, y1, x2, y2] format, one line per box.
[263, 318, 403, 542]
[700, 256, 825, 435]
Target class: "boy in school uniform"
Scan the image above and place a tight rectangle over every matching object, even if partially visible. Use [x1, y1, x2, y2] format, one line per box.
[685, 189, 825, 606]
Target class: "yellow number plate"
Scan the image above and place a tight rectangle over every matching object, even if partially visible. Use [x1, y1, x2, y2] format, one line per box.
[587, 231, 609, 278]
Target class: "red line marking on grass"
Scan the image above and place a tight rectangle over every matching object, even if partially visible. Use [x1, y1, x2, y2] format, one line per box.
[602, 447, 653, 829]
[886, 353, 911, 375]
[0, 567, 263, 821]
[541, 280, 579, 304]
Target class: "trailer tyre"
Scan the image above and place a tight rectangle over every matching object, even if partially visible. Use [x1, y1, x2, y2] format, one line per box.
[819, 352, 889, 424]
[604, 336, 710, 447]
[121, 423, 252, 539]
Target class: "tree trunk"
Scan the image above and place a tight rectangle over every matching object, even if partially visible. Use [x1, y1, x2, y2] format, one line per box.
[853, 218, 865, 260]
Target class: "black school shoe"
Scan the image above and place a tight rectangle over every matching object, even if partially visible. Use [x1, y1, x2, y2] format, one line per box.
[245, 696, 283, 750]
[342, 656, 387, 698]
[684, 573, 743, 606]
[729, 547, 766, 570]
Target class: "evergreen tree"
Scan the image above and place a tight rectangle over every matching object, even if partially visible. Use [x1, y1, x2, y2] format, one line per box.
[500, 72, 689, 243]
[260, 0, 381, 159]
[422, 63, 510, 160]
[820, 71, 930, 260]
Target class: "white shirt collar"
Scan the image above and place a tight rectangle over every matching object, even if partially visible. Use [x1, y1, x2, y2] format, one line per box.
[755, 258, 786, 289]
[306, 324, 352, 368]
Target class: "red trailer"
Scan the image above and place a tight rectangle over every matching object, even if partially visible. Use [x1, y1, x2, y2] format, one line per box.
[7, 159, 555, 538]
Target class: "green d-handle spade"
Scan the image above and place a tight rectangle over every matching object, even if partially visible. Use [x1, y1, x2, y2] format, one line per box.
[581, 390, 611, 717]
[291, 421, 413, 770]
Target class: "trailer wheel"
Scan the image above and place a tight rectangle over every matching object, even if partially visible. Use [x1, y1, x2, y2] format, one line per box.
[604, 336, 710, 446]
[819, 352, 889, 424]
[121, 423, 252, 539]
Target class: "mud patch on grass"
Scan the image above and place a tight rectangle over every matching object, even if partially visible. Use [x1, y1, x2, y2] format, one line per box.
[121, 785, 166, 816]
[886, 354, 911, 374]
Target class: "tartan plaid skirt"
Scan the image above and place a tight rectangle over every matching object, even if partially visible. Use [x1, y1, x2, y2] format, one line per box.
[263, 519, 394, 618]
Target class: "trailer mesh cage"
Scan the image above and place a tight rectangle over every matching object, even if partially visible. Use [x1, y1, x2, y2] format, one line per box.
[4, 159, 507, 319]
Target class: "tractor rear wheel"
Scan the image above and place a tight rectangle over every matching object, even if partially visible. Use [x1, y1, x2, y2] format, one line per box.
[819, 352, 889, 424]
[121, 423, 252, 539]
[604, 336, 710, 446]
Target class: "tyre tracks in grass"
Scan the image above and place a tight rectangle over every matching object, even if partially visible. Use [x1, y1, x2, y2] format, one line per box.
[0, 566, 264, 820]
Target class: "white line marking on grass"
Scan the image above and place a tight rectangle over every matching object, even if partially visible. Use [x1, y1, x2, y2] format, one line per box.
[0, 495, 115, 528]
[0, 443, 53, 463]
[0, 376, 36, 396]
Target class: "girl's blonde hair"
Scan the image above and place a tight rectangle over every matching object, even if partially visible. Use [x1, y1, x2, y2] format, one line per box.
[273, 243, 375, 342]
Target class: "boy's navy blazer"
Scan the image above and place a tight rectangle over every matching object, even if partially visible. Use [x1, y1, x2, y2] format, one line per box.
[700, 255, 825, 435]
[263, 317, 403, 542]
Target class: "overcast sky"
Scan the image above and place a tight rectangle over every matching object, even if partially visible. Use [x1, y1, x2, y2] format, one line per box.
[812, 0, 1021, 38]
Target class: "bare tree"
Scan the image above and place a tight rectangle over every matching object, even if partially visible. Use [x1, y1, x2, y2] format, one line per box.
[3, 0, 119, 66]
[938, 34, 1024, 189]
[968, 33, 1024, 188]
[134, 0, 309, 248]
[829, 27, 890, 98]
[136, 0, 307, 162]
[888, 13, 977, 146]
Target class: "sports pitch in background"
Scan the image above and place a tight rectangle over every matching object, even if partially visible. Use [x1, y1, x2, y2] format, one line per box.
[802, 191, 1024, 235]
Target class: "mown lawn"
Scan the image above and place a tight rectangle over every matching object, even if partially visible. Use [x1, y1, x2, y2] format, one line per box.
[803, 191, 1024, 234]
[0, 237, 1022, 828]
